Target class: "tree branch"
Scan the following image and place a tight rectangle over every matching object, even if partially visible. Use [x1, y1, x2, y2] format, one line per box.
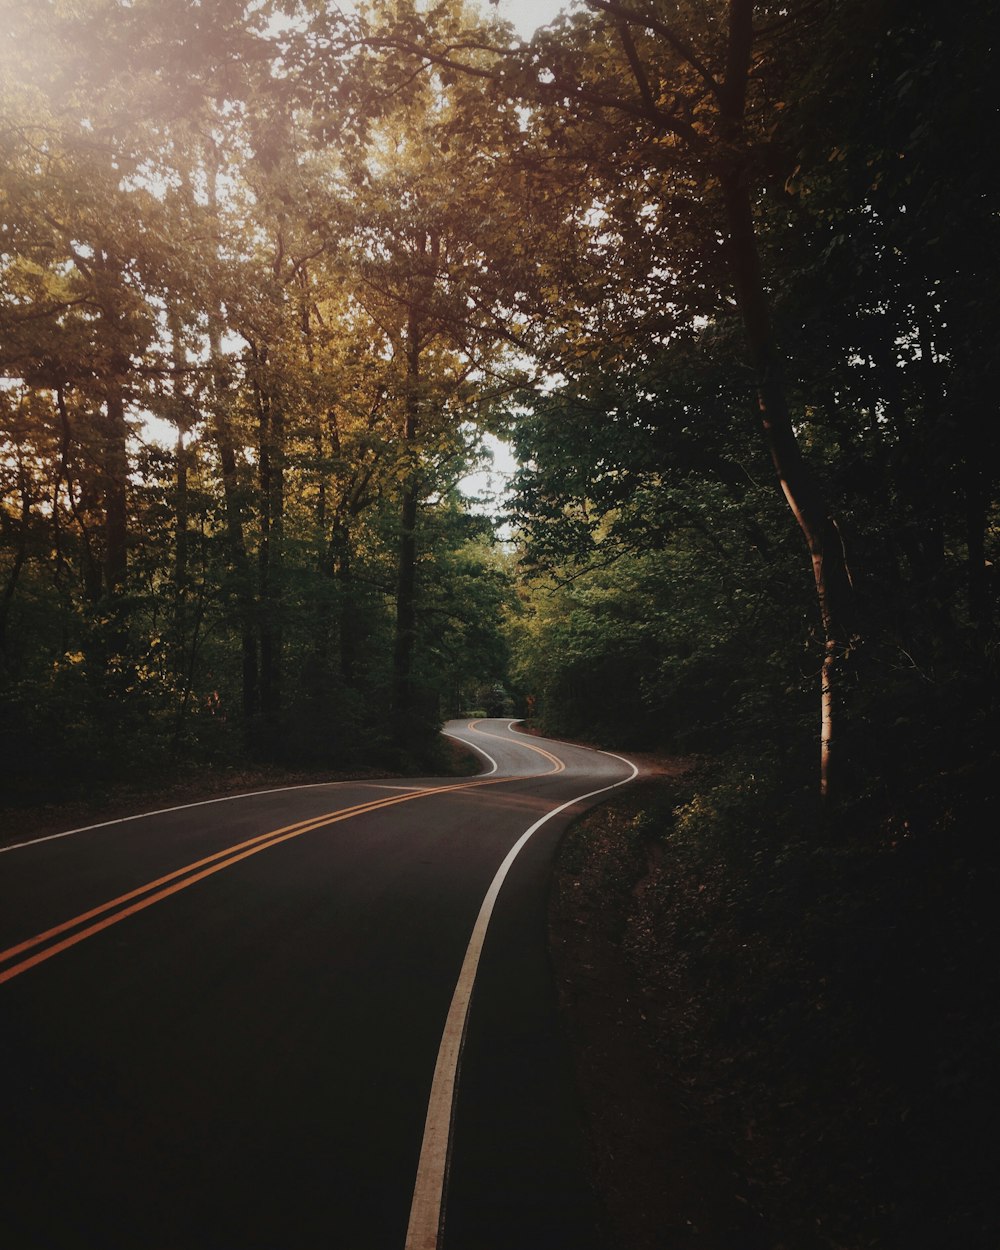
[357, 33, 702, 145]
[583, 0, 724, 105]
[722, 0, 754, 124]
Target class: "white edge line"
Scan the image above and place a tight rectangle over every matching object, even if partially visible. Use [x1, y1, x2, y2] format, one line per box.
[441, 729, 499, 777]
[508, 718, 640, 774]
[0, 780, 364, 855]
[404, 751, 638, 1250]
[4, 725, 499, 855]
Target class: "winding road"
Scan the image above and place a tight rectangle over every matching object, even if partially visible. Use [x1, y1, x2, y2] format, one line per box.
[1, 720, 636, 1249]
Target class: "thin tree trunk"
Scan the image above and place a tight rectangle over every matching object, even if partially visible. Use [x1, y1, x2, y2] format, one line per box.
[301, 291, 337, 685]
[167, 306, 190, 599]
[720, 0, 853, 800]
[166, 305, 199, 754]
[0, 465, 30, 659]
[174, 428, 189, 590]
[721, 168, 854, 799]
[393, 476, 420, 725]
[253, 345, 284, 740]
[55, 388, 102, 601]
[205, 144, 258, 728]
[94, 244, 129, 600]
[392, 325, 421, 739]
[103, 376, 128, 595]
[333, 525, 357, 683]
[208, 315, 259, 725]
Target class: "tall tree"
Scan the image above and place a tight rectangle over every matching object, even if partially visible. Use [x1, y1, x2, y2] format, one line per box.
[360, 0, 866, 794]
[327, 35, 532, 747]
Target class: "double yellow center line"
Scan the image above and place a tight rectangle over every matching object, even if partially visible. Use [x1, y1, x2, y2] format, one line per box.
[1, 723, 567, 989]
[0, 779, 494, 987]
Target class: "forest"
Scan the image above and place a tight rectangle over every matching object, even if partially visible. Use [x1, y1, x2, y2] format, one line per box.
[2, 0, 997, 1246]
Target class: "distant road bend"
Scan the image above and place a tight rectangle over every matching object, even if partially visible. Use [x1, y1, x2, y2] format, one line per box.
[0, 719, 637, 1249]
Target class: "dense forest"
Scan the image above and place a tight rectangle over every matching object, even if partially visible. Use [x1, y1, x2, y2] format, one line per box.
[2, 0, 997, 1245]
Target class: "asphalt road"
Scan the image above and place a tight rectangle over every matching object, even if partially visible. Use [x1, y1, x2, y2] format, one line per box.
[0, 719, 636, 1249]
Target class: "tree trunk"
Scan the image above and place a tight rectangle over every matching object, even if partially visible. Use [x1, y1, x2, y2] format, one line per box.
[102, 376, 128, 595]
[720, 167, 854, 800]
[0, 464, 30, 659]
[392, 327, 422, 741]
[205, 144, 258, 729]
[167, 305, 190, 599]
[333, 525, 357, 684]
[392, 476, 420, 726]
[208, 316, 259, 726]
[719, 0, 853, 800]
[55, 387, 102, 602]
[253, 346, 284, 743]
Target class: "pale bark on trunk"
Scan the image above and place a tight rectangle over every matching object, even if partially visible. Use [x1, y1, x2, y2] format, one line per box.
[602, 0, 855, 795]
[721, 0, 854, 799]
[720, 169, 854, 797]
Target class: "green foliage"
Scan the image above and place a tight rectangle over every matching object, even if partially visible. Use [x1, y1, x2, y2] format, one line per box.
[0, 2, 996, 1240]
[0, 0, 531, 795]
[511, 468, 816, 754]
[2, 0, 997, 806]
[501, 0, 997, 806]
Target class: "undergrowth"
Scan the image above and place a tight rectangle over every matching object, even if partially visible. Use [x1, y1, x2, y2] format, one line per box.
[560, 749, 1000, 1249]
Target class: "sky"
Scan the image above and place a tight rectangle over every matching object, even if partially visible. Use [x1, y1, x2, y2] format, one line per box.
[455, 2, 575, 510]
[138, 0, 565, 509]
[458, 431, 519, 522]
[488, 0, 570, 38]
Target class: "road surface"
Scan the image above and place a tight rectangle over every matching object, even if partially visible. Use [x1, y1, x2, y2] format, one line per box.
[0, 719, 636, 1249]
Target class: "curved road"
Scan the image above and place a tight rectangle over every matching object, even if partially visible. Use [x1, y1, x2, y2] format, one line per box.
[0, 720, 636, 1249]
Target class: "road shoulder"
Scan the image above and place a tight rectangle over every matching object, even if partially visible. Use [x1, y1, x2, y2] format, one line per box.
[548, 776, 767, 1250]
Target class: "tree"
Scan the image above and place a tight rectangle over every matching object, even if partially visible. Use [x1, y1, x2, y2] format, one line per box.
[325, 31, 536, 748]
[1, 0, 530, 787]
[357, 0, 868, 794]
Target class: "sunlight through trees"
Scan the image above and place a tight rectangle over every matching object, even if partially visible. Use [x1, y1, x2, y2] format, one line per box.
[2, 0, 996, 806]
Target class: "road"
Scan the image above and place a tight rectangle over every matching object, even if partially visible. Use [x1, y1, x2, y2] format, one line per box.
[0, 719, 636, 1250]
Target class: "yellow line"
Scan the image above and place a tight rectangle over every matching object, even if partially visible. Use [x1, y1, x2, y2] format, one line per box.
[0, 776, 511, 987]
[468, 720, 566, 774]
[1, 791, 426, 966]
[1, 725, 577, 988]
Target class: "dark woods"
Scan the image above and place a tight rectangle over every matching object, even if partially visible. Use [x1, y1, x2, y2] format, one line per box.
[505, 0, 998, 814]
[2, 2, 998, 1245]
[2, 0, 994, 801]
[0, 0, 522, 793]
